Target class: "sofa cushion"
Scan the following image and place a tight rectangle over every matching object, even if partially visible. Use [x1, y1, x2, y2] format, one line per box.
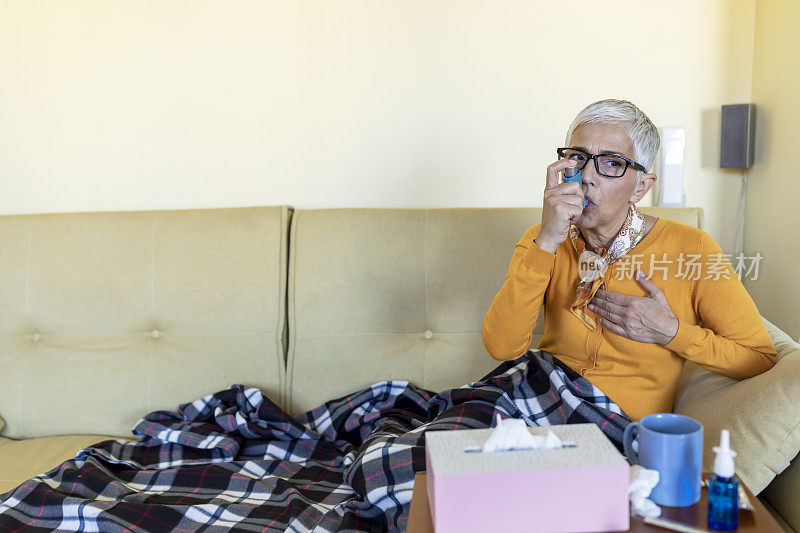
[673, 316, 800, 496]
[0, 206, 290, 438]
[639, 206, 704, 229]
[0, 435, 133, 495]
[286, 208, 538, 414]
[286, 206, 703, 414]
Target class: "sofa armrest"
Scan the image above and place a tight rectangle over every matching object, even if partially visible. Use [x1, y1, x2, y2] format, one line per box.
[673, 316, 800, 496]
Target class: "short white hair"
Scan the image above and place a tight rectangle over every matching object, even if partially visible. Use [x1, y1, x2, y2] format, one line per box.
[564, 99, 661, 183]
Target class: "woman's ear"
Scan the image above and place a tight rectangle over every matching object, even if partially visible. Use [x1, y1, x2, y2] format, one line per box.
[631, 172, 657, 203]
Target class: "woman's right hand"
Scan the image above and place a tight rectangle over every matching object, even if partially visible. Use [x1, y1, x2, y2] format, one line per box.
[535, 159, 585, 254]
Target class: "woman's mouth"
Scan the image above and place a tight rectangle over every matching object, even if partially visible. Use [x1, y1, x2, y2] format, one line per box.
[585, 199, 595, 210]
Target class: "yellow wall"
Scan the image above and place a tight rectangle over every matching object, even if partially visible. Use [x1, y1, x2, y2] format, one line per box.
[746, 0, 800, 340]
[1, 1, 790, 336]
[0, 0, 758, 251]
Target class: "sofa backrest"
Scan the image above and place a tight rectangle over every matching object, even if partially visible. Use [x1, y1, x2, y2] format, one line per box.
[0, 205, 704, 435]
[285, 206, 704, 414]
[0, 206, 290, 438]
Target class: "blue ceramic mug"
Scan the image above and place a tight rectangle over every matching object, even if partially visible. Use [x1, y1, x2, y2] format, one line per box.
[623, 413, 703, 507]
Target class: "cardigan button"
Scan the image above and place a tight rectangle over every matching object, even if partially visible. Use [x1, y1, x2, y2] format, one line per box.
[424, 330, 433, 339]
[31, 332, 40, 342]
[151, 329, 160, 339]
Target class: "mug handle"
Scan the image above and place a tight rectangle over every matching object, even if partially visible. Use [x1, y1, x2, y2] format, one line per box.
[623, 422, 640, 464]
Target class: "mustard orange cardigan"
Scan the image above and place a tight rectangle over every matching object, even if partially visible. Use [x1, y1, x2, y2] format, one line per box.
[481, 217, 776, 421]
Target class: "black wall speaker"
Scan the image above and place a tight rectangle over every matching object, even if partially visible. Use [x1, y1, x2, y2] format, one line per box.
[720, 104, 755, 169]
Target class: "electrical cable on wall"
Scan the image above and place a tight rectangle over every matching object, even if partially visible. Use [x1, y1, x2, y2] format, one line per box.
[736, 170, 748, 258]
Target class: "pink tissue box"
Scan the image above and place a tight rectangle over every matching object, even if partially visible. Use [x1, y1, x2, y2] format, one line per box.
[425, 423, 630, 533]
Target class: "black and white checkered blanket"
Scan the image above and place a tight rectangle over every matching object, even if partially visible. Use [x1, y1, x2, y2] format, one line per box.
[0, 351, 631, 532]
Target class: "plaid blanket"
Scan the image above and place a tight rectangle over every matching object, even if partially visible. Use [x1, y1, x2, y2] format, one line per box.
[0, 350, 631, 532]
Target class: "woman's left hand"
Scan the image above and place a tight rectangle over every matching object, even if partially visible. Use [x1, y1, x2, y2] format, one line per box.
[588, 269, 679, 345]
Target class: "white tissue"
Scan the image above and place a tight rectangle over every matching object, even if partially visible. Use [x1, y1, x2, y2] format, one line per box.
[481, 414, 563, 453]
[629, 465, 661, 518]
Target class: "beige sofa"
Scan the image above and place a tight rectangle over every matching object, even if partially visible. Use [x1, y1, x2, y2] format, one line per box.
[1, 206, 798, 531]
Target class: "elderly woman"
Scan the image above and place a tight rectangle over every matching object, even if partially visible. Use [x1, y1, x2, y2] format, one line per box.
[481, 99, 776, 422]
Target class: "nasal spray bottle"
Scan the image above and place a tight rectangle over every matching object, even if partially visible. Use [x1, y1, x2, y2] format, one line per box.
[562, 164, 589, 208]
[707, 429, 740, 531]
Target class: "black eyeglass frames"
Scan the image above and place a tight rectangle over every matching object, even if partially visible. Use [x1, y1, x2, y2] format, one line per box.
[556, 147, 647, 178]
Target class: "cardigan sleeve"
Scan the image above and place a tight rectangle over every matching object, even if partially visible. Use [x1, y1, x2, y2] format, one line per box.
[481, 224, 557, 360]
[663, 231, 776, 379]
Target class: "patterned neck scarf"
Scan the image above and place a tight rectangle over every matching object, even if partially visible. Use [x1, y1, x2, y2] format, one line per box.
[569, 204, 646, 331]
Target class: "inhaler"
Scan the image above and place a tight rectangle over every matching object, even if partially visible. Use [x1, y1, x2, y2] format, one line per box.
[563, 165, 589, 208]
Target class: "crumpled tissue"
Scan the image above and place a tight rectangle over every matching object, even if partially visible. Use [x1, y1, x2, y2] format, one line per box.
[481, 414, 563, 453]
[629, 465, 661, 518]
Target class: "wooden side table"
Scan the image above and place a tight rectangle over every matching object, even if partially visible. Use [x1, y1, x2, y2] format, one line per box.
[407, 472, 783, 532]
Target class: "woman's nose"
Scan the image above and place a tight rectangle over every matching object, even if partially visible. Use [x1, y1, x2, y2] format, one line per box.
[581, 161, 600, 184]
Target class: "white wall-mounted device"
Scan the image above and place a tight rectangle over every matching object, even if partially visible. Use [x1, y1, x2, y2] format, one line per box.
[654, 127, 686, 207]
